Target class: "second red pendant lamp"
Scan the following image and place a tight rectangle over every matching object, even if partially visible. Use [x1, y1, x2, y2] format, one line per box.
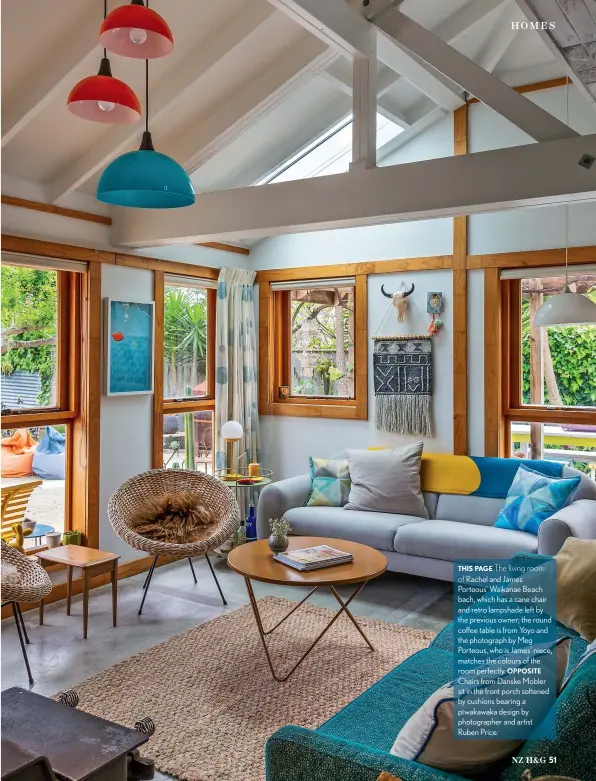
[100, 0, 174, 60]
[67, 0, 141, 124]
[67, 56, 141, 124]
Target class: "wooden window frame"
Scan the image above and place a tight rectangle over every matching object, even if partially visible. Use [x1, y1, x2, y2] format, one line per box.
[1, 261, 100, 549]
[152, 272, 217, 470]
[260, 274, 368, 420]
[488, 274, 596, 457]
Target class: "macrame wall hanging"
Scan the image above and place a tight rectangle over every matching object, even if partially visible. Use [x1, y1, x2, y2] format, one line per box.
[373, 334, 433, 437]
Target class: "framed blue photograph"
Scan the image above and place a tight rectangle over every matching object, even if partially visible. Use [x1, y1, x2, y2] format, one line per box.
[104, 299, 154, 395]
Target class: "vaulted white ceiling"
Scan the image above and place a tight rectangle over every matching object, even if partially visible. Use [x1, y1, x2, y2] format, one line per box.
[0, 0, 584, 226]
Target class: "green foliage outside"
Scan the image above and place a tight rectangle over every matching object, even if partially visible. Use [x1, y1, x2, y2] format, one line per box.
[164, 286, 207, 395]
[291, 297, 354, 396]
[1, 265, 57, 406]
[521, 295, 596, 407]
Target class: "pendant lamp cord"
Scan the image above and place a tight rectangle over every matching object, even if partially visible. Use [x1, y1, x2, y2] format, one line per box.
[565, 77, 570, 287]
[103, 0, 107, 59]
[145, 59, 149, 133]
[145, 0, 149, 133]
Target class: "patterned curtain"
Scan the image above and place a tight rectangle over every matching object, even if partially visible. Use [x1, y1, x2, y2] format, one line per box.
[215, 267, 260, 473]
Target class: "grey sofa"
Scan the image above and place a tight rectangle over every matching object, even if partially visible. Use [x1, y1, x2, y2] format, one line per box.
[256, 465, 596, 581]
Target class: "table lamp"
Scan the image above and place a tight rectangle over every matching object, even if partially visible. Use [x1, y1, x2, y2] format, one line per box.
[222, 420, 243, 475]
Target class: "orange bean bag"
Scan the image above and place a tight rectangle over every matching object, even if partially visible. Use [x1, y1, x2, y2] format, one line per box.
[1, 429, 37, 477]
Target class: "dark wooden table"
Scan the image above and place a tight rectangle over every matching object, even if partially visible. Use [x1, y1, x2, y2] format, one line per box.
[36, 545, 119, 639]
[1, 688, 147, 781]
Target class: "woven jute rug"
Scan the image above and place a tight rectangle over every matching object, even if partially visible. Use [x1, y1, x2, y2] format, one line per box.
[72, 597, 435, 781]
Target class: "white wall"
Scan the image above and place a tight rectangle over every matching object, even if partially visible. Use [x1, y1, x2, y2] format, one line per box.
[100, 266, 153, 559]
[253, 86, 596, 479]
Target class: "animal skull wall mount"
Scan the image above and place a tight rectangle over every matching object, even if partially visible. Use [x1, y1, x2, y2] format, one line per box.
[381, 283, 415, 323]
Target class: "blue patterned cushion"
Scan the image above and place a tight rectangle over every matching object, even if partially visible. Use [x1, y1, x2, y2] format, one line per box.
[306, 457, 351, 507]
[494, 464, 580, 536]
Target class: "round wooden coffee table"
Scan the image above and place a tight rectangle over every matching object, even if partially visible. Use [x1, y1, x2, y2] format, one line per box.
[227, 536, 387, 681]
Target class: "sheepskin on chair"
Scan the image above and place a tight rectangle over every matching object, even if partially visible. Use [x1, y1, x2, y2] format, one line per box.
[129, 492, 218, 545]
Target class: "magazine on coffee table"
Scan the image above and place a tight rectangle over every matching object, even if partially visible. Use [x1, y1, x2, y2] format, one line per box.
[274, 544, 353, 571]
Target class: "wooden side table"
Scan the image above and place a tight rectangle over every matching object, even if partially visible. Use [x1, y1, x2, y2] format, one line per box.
[36, 545, 120, 639]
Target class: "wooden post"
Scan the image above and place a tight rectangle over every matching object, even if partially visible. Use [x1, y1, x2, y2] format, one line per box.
[453, 104, 468, 454]
[528, 278, 544, 459]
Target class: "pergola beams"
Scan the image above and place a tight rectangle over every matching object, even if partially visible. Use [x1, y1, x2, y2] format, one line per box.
[112, 133, 596, 247]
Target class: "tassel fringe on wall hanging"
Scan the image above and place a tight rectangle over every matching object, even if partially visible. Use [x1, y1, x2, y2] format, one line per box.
[373, 334, 433, 436]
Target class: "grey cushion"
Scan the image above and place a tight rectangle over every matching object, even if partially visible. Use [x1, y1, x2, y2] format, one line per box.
[344, 443, 428, 518]
[394, 520, 537, 560]
[435, 494, 504, 527]
[282, 506, 423, 551]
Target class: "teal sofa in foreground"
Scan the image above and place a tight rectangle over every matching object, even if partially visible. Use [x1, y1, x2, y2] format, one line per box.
[266, 557, 595, 781]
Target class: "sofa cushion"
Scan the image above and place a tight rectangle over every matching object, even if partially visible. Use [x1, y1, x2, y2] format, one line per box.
[434, 494, 504, 527]
[318, 647, 452, 752]
[494, 464, 581, 536]
[394, 520, 537, 560]
[344, 444, 428, 518]
[282, 506, 422, 552]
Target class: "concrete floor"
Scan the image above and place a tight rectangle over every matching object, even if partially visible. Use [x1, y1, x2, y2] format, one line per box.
[1, 554, 453, 697]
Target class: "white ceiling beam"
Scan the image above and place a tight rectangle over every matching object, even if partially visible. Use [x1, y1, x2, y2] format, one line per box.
[167, 35, 337, 174]
[49, 2, 277, 203]
[477, 4, 518, 73]
[371, 7, 578, 142]
[361, 0, 508, 109]
[427, 0, 510, 45]
[320, 59, 410, 128]
[351, 28, 377, 170]
[266, 0, 371, 58]
[514, 0, 596, 107]
[2, 14, 99, 148]
[112, 132, 596, 246]
[377, 107, 448, 162]
[376, 31, 465, 111]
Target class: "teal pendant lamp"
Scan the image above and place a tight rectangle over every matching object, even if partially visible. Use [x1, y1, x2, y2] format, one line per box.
[97, 60, 195, 208]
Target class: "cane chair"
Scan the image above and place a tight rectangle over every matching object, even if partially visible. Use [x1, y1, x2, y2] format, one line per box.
[1, 480, 42, 551]
[1, 540, 52, 684]
[108, 469, 239, 615]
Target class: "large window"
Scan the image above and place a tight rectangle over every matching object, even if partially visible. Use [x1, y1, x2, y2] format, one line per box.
[501, 267, 596, 478]
[158, 274, 216, 474]
[261, 275, 367, 420]
[259, 114, 403, 184]
[1, 257, 86, 542]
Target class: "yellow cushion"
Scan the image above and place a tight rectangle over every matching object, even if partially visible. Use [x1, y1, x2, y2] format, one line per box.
[367, 450, 481, 495]
[556, 537, 596, 642]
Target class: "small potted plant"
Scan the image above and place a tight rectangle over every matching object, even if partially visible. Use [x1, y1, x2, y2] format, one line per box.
[268, 518, 291, 553]
[62, 529, 82, 545]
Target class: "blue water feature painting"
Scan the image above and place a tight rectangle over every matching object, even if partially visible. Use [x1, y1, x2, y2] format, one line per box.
[107, 300, 154, 394]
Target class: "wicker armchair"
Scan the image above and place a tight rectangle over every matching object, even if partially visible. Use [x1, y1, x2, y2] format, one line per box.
[108, 469, 239, 615]
[1, 540, 52, 684]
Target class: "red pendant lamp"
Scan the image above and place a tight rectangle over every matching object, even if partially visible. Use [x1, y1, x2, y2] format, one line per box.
[67, 1, 141, 124]
[67, 57, 141, 124]
[100, 0, 174, 59]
